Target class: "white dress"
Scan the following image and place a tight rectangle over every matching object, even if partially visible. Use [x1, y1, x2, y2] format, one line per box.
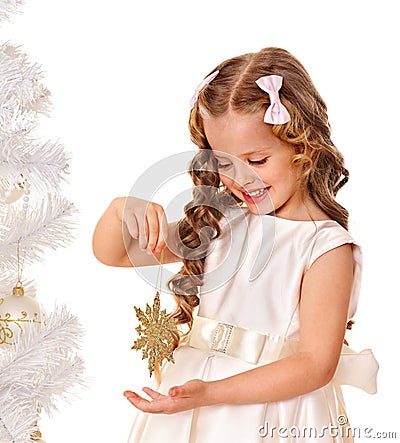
[128, 208, 378, 443]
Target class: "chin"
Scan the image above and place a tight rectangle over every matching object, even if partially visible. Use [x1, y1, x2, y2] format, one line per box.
[245, 201, 275, 215]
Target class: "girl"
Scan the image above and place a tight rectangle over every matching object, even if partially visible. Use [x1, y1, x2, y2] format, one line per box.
[92, 47, 378, 442]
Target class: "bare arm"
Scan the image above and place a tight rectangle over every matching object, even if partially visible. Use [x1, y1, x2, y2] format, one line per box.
[92, 196, 182, 267]
[125, 243, 354, 412]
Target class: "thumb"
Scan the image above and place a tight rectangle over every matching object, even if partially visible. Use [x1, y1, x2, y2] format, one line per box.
[168, 385, 181, 397]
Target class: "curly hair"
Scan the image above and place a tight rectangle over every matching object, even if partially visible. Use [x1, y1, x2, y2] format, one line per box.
[167, 47, 350, 350]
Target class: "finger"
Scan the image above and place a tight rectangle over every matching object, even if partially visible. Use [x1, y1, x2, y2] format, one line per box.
[168, 385, 187, 397]
[122, 198, 139, 238]
[156, 211, 169, 252]
[123, 212, 139, 239]
[124, 393, 152, 410]
[123, 390, 152, 407]
[124, 390, 149, 405]
[148, 204, 168, 253]
[142, 387, 165, 400]
[168, 379, 203, 398]
[123, 390, 140, 398]
[145, 205, 161, 253]
[135, 209, 148, 251]
[168, 386, 178, 397]
[124, 392, 167, 413]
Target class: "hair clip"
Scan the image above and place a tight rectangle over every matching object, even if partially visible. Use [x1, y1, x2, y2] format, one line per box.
[255, 75, 290, 124]
[189, 70, 219, 110]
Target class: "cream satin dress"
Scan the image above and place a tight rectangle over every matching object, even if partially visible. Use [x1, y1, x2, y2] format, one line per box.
[128, 208, 378, 443]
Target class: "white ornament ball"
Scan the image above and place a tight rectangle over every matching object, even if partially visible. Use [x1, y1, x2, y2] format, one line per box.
[0, 187, 24, 204]
[0, 175, 28, 204]
[0, 285, 44, 348]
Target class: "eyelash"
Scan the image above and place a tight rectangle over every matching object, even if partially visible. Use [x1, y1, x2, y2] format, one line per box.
[216, 162, 231, 170]
[249, 157, 268, 165]
[217, 157, 268, 169]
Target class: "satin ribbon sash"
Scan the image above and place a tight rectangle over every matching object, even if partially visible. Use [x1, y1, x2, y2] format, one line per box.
[188, 315, 379, 394]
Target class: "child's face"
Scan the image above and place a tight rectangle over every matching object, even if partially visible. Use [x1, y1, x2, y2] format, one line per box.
[203, 110, 303, 218]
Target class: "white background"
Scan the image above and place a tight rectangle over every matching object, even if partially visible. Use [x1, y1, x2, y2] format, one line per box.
[1, 0, 398, 441]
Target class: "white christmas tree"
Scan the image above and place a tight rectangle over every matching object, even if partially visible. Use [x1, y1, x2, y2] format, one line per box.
[0, 2, 85, 442]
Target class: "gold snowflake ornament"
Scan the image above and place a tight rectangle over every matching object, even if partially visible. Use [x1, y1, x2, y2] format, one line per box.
[132, 291, 177, 378]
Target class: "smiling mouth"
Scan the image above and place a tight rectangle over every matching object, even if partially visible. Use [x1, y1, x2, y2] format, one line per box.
[241, 186, 271, 203]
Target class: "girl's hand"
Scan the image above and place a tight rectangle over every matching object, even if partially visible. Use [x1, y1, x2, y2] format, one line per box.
[118, 196, 169, 255]
[93, 196, 180, 267]
[123, 379, 210, 414]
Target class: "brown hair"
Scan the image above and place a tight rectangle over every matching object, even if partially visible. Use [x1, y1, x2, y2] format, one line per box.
[167, 47, 349, 350]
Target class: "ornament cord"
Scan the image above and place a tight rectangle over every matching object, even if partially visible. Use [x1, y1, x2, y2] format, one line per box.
[155, 249, 165, 294]
[16, 237, 25, 287]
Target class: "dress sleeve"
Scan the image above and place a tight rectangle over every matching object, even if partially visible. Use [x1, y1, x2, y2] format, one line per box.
[305, 223, 363, 319]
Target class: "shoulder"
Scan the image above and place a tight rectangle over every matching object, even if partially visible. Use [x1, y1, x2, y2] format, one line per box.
[306, 220, 360, 271]
[306, 241, 353, 276]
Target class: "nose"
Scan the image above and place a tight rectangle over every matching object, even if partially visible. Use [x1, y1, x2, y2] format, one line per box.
[231, 161, 259, 189]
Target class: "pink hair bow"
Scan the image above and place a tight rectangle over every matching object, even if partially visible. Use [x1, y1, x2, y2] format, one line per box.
[190, 70, 219, 110]
[255, 75, 290, 124]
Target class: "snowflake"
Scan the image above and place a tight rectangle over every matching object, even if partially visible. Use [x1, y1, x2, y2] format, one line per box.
[132, 291, 177, 377]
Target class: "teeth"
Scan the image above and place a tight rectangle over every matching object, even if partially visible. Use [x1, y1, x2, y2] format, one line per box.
[245, 187, 268, 197]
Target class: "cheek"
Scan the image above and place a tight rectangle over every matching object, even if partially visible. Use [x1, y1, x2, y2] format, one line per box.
[219, 172, 236, 189]
[269, 158, 298, 185]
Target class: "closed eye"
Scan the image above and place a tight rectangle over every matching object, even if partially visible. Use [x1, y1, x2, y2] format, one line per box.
[216, 160, 232, 170]
[248, 157, 268, 165]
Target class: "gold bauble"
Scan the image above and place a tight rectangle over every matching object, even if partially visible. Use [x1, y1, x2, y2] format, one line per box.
[31, 424, 46, 443]
[0, 285, 44, 347]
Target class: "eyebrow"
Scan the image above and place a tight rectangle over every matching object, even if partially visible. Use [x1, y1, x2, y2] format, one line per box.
[241, 148, 272, 156]
[213, 147, 271, 159]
